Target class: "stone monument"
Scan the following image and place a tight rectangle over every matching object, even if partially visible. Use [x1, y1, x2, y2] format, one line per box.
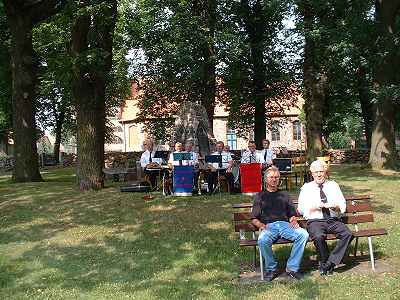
[173, 102, 215, 155]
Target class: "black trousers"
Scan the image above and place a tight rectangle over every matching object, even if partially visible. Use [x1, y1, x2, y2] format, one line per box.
[307, 218, 353, 265]
[207, 169, 234, 193]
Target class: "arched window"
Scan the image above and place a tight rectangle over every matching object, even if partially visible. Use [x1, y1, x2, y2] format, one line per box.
[293, 121, 302, 141]
[271, 121, 280, 141]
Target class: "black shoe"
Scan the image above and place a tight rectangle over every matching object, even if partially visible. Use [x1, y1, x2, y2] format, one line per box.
[320, 261, 335, 276]
[263, 271, 277, 282]
[286, 270, 303, 280]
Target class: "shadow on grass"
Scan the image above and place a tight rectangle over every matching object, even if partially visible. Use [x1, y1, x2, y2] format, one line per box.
[0, 166, 397, 298]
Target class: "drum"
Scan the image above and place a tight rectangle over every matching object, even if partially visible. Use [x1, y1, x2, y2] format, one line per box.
[240, 163, 262, 196]
[173, 165, 194, 196]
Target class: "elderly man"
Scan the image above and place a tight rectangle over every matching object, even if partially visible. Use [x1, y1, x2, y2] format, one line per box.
[207, 141, 235, 194]
[259, 139, 275, 166]
[241, 141, 262, 163]
[298, 160, 353, 275]
[140, 140, 163, 188]
[251, 166, 309, 281]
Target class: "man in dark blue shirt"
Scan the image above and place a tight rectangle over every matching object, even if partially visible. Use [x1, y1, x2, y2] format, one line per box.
[251, 166, 309, 281]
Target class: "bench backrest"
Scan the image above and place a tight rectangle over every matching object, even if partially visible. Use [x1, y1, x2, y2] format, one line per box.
[233, 195, 373, 233]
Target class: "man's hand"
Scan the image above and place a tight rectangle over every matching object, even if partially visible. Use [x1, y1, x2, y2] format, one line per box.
[289, 216, 299, 228]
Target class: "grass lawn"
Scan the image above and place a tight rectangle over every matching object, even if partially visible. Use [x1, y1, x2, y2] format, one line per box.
[0, 165, 399, 299]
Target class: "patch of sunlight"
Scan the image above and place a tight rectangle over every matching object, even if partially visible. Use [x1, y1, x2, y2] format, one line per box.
[147, 204, 177, 212]
[179, 242, 194, 251]
[50, 225, 115, 246]
[0, 241, 38, 259]
[203, 221, 231, 230]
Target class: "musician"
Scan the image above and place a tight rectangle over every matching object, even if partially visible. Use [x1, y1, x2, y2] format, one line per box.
[168, 142, 184, 166]
[140, 140, 163, 187]
[241, 141, 262, 163]
[260, 139, 275, 166]
[207, 141, 235, 194]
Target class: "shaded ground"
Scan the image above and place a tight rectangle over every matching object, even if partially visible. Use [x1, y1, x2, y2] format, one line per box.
[0, 164, 399, 299]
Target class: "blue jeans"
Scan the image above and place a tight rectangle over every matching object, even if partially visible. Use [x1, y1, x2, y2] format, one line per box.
[257, 221, 309, 272]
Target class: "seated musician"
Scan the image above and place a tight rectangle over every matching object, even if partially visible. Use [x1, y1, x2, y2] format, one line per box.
[140, 140, 163, 188]
[168, 142, 184, 166]
[260, 139, 275, 167]
[207, 141, 235, 194]
[241, 141, 262, 163]
[183, 141, 200, 193]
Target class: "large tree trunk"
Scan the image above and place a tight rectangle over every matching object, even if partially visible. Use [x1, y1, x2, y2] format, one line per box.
[355, 66, 373, 149]
[242, 0, 267, 148]
[369, 0, 400, 169]
[5, 4, 41, 182]
[53, 111, 65, 164]
[301, 2, 325, 162]
[70, 1, 117, 190]
[4, 0, 66, 182]
[193, 0, 217, 133]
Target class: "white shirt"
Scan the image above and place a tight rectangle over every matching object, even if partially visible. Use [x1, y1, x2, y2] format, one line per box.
[297, 180, 346, 220]
[140, 150, 162, 168]
[168, 151, 198, 166]
[259, 148, 275, 165]
[241, 150, 262, 163]
[210, 151, 232, 170]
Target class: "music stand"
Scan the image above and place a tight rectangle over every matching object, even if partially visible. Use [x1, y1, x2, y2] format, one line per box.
[154, 151, 170, 163]
[273, 158, 292, 172]
[173, 152, 192, 163]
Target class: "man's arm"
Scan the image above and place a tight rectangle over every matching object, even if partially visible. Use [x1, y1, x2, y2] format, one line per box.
[251, 194, 267, 230]
[287, 196, 300, 228]
[140, 152, 147, 168]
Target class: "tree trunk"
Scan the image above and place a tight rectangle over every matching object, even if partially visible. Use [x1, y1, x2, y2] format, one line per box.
[355, 66, 373, 149]
[53, 111, 65, 164]
[243, 0, 267, 148]
[4, 6, 42, 182]
[369, 0, 400, 169]
[70, 1, 117, 190]
[301, 2, 325, 162]
[193, 0, 216, 132]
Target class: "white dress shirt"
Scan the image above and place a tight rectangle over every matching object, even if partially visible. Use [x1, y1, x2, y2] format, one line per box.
[297, 180, 346, 220]
[210, 151, 232, 170]
[241, 150, 262, 163]
[260, 148, 275, 165]
[140, 150, 162, 168]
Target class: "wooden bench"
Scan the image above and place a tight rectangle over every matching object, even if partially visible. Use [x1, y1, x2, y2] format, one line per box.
[233, 195, 387, 279]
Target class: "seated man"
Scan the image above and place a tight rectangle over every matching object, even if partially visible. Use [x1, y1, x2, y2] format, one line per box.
[168, 142, 184, 166]
[251, 166, 309, 281]
[260, 139, 275, 167]
[241, 141, 262, 163]
[140, 140, 163, 188]
[207, 141, 235, 194]
[298, 159, 353, 275]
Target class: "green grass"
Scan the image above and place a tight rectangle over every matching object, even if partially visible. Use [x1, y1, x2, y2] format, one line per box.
[0, 165, 399, 299]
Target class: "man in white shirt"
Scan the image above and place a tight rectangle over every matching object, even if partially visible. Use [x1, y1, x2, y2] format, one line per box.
[207, 141, 235, 194]
[260, 139, 275, 166]
[140, 140, 163, 188]
[168, 142, 184, 166]
[298, 160, 353, 275]
[241, 141, 262, 163]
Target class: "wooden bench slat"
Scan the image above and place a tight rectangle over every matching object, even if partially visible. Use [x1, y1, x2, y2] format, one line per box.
[239, 228, 387, 247]
[353, 228, 387, 237]
[234, 212, 374, 224]
[342, 214, 374, 224]
[232, 195, 371, 209]
[346, 202, 373, 213]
